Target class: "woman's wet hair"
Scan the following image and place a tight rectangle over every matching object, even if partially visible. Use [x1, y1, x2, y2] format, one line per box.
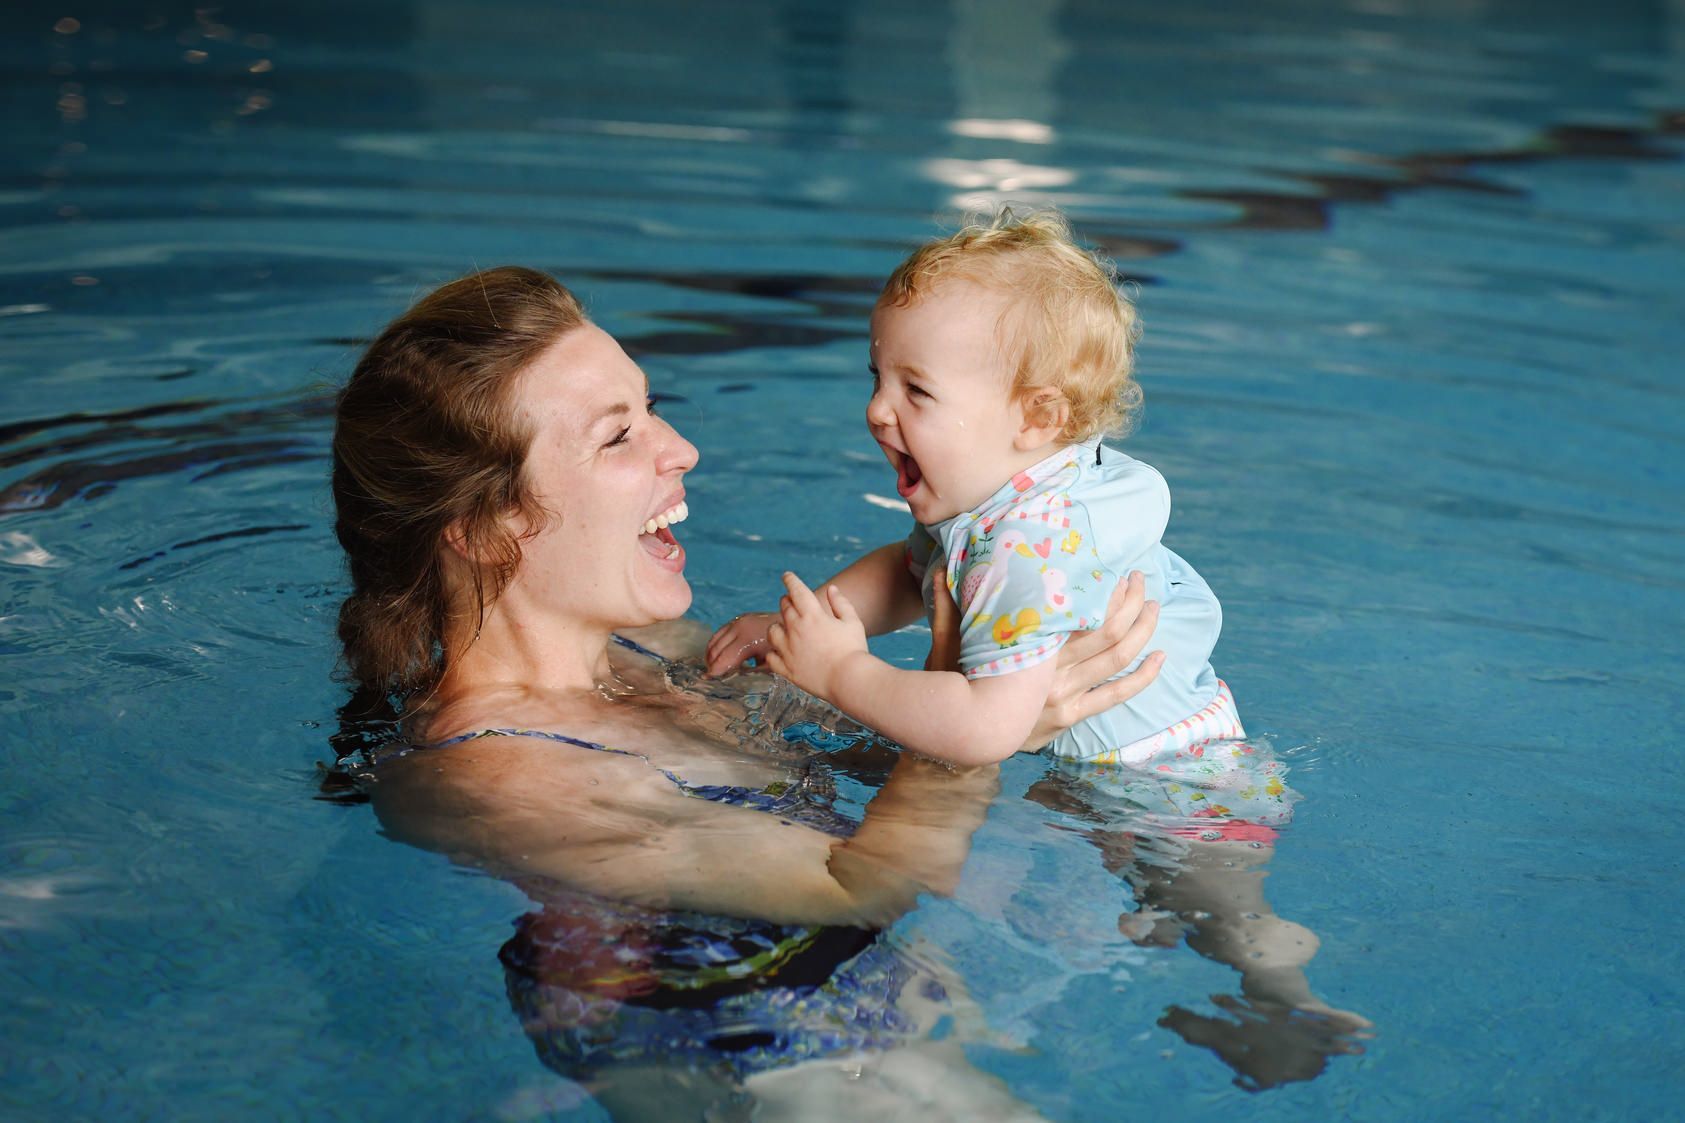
[879, 206, 1143, 443]
[332, 266, 586, 697]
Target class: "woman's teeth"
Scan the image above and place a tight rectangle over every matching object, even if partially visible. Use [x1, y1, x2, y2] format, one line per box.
[642, 501, 689, 537]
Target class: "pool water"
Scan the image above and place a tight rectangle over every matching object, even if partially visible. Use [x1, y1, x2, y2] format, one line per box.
[3, 0, 1682, 1118]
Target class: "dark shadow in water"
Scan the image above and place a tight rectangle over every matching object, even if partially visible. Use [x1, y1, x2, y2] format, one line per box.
[0, 395, 330, 513]
[117, 522, 309, 570]
[0, 439, 317, 513]
[0, 399, 216, 450]
[1180, 109, 1683, 231]
[1, 109, 1677, 515]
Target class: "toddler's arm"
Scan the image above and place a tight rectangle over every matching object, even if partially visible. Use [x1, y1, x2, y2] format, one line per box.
[707, 541, 921, 675]
[767, 573, 1056, 766]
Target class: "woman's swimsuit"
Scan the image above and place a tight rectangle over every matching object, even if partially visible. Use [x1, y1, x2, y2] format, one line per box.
[397, 639, 933, 1082]
[500, 891, 929, 1082]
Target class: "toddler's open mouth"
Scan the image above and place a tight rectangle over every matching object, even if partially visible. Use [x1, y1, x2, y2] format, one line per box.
[892, 449, 923, 498]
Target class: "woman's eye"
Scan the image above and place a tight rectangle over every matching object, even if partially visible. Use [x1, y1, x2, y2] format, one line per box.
[605, 425, 632, 449]
[645, 395, 658, 416]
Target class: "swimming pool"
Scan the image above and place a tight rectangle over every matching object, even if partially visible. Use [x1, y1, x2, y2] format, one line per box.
[3, 0, 1682, 1118]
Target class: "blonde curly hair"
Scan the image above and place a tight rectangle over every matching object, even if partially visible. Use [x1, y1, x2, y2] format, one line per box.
[878, 207, 1142, 442]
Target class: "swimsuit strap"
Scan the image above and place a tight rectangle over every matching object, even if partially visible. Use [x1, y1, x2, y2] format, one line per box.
[438, 727, 696, 792]
[612, 632, 671, 664]
[431, 726, 607, 751]
[418, 632, 670, 755]
[433, 727, 843, 831]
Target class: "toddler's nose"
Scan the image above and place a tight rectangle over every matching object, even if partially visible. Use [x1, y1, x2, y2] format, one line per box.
[865, 392, 894, 429]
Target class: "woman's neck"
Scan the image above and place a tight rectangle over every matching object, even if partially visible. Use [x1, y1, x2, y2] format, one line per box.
[440, 597, 615, 698]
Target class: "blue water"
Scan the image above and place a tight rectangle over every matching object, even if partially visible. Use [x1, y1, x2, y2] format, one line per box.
[3, 1, 1682, 1118]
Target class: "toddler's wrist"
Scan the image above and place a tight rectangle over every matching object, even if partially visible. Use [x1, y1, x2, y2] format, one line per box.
[829, 648, 877, 701]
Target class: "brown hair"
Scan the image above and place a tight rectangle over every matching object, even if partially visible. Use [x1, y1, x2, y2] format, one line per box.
[332, 266, 587, 696]
[879, 207, 1142, 442]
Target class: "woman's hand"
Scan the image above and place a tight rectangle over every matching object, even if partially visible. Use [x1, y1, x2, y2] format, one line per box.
[926, 570, 1166, 751]
[924, 571, 962, 673]
[705, 611, 779, 676]
[1025, 571, 1163, 750]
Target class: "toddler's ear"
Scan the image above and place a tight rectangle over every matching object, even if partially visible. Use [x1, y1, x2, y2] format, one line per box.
[1016, 388, 1069, 448]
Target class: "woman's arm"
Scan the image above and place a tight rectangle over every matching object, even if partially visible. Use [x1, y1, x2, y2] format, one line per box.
[820, 540, 926, 634]
[766, 572, 1057, 765]
[368, 736, 996, 929]
[706, 541, 922, 675]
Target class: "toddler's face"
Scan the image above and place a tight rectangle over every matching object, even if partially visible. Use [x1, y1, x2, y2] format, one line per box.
[866, 280, 1033, 524]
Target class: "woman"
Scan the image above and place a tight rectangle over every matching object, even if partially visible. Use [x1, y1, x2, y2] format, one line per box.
[331, 266, 1165, 1117]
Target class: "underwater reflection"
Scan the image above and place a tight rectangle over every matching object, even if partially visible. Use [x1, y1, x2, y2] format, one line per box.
[341, 667, 1364, 1111]
[1024, 753, 1372, 1091]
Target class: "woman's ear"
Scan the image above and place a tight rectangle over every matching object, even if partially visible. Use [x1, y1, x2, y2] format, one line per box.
[1015, 388, 1070, 449]
[442, 521, 476, 561]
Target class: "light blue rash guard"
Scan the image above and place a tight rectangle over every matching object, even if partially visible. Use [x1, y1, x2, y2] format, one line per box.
[906, 441, 1225, 760]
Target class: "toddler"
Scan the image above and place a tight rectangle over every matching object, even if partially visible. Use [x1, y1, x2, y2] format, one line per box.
[709, 210, 1244, 772]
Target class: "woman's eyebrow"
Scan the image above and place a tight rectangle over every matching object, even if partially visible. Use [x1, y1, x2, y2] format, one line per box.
[580, 379, 649, 432]
[582, 401, 631, 432]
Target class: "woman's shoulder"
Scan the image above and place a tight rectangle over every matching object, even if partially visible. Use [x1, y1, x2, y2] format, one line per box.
[404, 681, 614, 753]
[382, 696, 683, 816]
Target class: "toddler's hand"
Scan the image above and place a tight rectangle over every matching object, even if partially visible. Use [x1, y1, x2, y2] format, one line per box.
[766, 572, 867, 699]
[705, 612, 779, 676]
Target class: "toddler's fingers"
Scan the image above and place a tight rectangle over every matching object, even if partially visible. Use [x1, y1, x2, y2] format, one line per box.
[780, 571, 821, 614]
[766, 650, 788, 679]
[767, 621, 787, 655]
[825, 584, 860, 624]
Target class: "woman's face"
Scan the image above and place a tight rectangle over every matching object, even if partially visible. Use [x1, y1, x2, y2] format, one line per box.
[501, 323, 699, 632]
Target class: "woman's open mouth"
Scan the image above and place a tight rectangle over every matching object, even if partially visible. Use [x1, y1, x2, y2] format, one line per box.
[638, 500, 688, 564]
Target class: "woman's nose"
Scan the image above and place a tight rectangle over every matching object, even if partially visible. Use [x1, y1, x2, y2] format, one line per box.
[658, 417, 700, 473]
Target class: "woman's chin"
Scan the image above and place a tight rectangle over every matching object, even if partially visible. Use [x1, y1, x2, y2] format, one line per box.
[634, 567, 692, 622]
[626, 532, 692, 621]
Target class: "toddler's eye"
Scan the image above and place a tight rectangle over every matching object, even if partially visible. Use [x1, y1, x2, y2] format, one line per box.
[908, 383, 930, 400]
